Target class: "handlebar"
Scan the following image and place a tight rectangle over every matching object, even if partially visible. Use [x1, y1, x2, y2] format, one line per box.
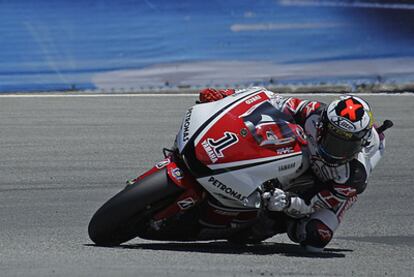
[376, 120, 393, 134]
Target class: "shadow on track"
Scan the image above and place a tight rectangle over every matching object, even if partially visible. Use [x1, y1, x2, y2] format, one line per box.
[85, 241, 352, 258]
[337, 235, 414, 247]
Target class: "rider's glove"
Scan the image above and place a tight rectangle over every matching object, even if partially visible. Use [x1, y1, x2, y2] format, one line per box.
[263, 189, 314, 217]
[263, 188, 290, 212]
[199, 88, 235, 103]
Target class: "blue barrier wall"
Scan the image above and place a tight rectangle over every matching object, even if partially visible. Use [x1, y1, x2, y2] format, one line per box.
[1, 0, 414, 92]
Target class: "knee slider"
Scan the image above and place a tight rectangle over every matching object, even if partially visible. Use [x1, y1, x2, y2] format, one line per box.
[303, 219, 333, 248]
[287, 209, 339, 250]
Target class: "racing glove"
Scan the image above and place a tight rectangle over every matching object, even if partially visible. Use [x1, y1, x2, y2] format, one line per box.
[264, 189, 314, 217]
[199, 88, 235, 103]
[263, 188, 288, 211]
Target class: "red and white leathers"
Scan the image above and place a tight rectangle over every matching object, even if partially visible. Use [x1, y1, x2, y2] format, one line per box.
[199, 88, 385, 252]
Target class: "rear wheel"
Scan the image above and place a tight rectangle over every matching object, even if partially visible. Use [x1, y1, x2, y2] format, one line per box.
[88, 168, 183, 246]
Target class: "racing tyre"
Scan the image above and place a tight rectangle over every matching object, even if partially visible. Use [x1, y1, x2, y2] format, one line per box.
[88, 168, 182, 246]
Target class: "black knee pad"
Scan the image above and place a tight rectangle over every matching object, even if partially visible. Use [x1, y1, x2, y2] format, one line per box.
[302, 219, 333, 248]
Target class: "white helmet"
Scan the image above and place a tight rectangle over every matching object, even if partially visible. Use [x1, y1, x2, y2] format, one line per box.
[317, 95, 374, 164]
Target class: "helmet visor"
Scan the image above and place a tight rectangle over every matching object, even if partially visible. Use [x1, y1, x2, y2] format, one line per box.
[318, 123, 363, 163]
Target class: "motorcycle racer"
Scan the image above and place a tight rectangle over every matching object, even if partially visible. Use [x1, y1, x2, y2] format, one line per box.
[198, 87, 387, 252]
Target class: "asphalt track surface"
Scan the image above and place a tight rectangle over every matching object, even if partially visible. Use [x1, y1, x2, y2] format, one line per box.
[1, 93, 413, 276]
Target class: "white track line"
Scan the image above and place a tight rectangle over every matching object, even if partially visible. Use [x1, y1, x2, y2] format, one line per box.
[0, 92, 413, 98]
[0, 93, 199, 98]
[0, 92, 414, 98]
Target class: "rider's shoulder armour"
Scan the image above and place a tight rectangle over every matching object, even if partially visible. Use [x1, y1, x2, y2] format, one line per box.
[344, 159, 368, 194]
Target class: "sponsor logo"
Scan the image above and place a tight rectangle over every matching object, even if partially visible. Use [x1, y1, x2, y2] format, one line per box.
[304, 101, 319, 117]
[245, 95, 262, 105]
[202, 132, 239, 163]
[182, 108, 193, 142]
[202, 140, 218, 163]
[208, 176, 247, 201]
[316, 224, 332, 241]
[277, 147, 294, 155]
[334, 186, 357, 197]
[286, 98, 302, 113]
[329, 116, 356, 133]
[155, 158, 170, 169]
[177, 197, 195, 210]
[171, 168, 184, 180]
[278, 162, 296, 171]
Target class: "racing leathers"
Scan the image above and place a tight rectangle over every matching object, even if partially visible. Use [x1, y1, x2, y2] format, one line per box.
[199, 87, 385, 252]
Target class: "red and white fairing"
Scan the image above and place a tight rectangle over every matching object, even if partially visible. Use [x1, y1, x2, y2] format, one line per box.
[176, 88, 309, 208]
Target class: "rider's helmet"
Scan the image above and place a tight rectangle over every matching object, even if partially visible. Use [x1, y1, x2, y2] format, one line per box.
[317, 95, 374, 165]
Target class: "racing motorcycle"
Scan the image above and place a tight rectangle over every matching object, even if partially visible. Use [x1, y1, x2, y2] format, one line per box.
[88, 87, 392, 246]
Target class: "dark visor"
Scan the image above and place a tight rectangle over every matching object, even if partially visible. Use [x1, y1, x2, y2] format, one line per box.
[318, 125, 363, 163]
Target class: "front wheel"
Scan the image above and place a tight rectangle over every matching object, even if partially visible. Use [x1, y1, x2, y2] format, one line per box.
[88, 168, 183, 246]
